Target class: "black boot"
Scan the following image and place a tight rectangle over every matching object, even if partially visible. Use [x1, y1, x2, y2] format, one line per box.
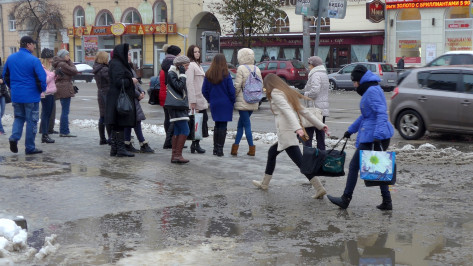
[215, 128, 226, 157]
[116, 131, 135, 157]
[163, 123, 173, 149]
[213, 130, 218, 155]
[377, 196, 393, 211]
[191, 140, 206, 154]
[110, 131, 117, 157]
[41, 134, 55, 143]
[327, 194, 352, 209]
[99, 121, 107, 145]
[124, 141, 140, 153]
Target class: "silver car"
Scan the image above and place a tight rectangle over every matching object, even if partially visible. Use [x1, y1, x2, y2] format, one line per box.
[328, 62, 398, 91]
[389, 66, 473, 140]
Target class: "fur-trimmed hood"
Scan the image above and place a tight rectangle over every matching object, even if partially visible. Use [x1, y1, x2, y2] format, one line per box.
[237, 48, 255, 65]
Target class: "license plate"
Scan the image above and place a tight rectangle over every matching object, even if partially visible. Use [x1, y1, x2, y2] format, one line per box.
[299, 73, 306, 76]
[388, 80, 395, 83]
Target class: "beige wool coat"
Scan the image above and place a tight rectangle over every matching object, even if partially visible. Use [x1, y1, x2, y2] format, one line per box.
[233, 49, 262, 111]
[186, 62, 208, 110]
[270, 89, 326, 151]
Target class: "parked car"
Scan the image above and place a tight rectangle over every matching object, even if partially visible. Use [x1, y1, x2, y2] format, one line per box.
[328, 62, 397, 91]
[425, 51, 473, 67]
[73, 63, 94, 83]
[389, 66, 473, 140]
[256, 59, 308, 89]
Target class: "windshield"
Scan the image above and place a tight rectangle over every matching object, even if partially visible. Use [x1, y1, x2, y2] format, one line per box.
[381, 64, 395, 72]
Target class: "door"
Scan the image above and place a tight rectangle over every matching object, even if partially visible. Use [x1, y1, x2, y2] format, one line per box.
[154, 44, 166, 76]
[129, 49, 141, 70]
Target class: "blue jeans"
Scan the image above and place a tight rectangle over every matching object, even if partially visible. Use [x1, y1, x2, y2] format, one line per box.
[343, 140, 391, 198]
[9, 102, 40, 153]
[234, 110, 253, 146]
[0, 96, 5, 133]
[59, 97, 71, 134]
[40, 95, 55, 135]
[173, 120, 189, 136]
[124, 121, 145, 143]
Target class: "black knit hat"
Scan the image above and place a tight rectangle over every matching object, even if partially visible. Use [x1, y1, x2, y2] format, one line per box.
[167, 45, 181, 56]
[40, 48, 54, 59]
[351, 64, 368, 82]
[20, 36, 36, 46]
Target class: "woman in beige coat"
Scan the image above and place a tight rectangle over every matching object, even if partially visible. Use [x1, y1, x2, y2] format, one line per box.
[252, 74, 329, 199]
[231, 48, 261, 157]
[186, 45, 209, 154]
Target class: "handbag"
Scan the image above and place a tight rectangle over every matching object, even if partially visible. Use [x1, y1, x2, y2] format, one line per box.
[73, 85, 79, 94]
[360, 143, 397, 186]
[316, 138, 348, 176]
[3, 86, 11, 103]
[301, 145, 326, 175]
[301, 100, 323, 127]
[187, 111, 204, 141]
[164, 84, 188, 109]
[116, 80, 133, 114]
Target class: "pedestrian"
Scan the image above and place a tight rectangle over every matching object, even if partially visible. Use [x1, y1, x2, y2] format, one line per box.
[327, 65, 395, 210]
[165, 55, 191, 163]
[252, 74, 329, 199]
[231, 48, 261, 157]
[397, 56, 405, 69]
[202, 54, 236, 157]
[161, 44, 182, 149]
[123, 53, 155, 154]
[302, 56, 329, 150]
[2, 36, 47, 154]
[186, 44, 209, 154]
[104, 43, 138, 157]
[52, 49, 78, 137]
[39, 48, 57, 144]
[93, 51, 112, 145]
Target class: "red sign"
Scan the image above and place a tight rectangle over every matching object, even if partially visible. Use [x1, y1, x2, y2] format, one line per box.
[386, 0, 470, 9]
[220, 35, 384, 47]
[397, 57, 421, 64]
[366, 0, 385, 23]
[91, 26, 112, 35]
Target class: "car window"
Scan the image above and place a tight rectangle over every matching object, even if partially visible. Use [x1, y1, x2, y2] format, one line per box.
[257, 63, 267, 71]
[268, 62, 278, 70]
[364, 64, 376, 72]
[291, 60, 305, 69]
[462, 73, 473, 93]
[342, 64, 355, 74]
[429, 55, 454, 66]
[426, 73, 458, 92]
[417, 71, 429, 87]
[279, 62, 286, 69]
[381, 64, 395, 72]
[450, 55, 473, 65]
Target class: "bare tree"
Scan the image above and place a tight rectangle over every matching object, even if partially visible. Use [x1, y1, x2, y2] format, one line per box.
[12, 0, 64, 56]
[209, 0, 282, 48]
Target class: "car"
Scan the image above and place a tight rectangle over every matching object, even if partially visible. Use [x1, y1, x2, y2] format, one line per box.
[256, 59, 308, 89]
[328, 62, 397, 91]
[425, 51, 473, 67]
[72, 63, 94, 83]
[389, 65, 473, 140]
[201, 62, 237, 73]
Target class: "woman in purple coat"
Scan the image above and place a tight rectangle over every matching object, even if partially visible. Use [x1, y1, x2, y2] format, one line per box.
[202, 54, 236, 157]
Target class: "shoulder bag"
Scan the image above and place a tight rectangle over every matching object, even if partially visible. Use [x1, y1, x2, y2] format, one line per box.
[301, 100, 323, 128]
[164, 83, 188, 109]
[116, 80, 133, 114]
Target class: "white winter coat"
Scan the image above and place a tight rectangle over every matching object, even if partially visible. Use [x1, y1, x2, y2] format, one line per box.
[233, 49, 262, 111]
[186, 62, 208, 110]
[303, 65, 330, 117]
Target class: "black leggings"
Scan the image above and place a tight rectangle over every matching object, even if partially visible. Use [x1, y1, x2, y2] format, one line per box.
[265, 142, 313, 181]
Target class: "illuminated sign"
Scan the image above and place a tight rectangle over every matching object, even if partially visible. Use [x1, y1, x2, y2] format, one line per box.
[111, 23, 126, 36]
[387, 0, 470, 9]
[366, 0, 385, 23]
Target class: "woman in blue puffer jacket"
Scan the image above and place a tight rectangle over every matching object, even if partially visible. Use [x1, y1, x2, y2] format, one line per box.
[327, 65, 394, 211]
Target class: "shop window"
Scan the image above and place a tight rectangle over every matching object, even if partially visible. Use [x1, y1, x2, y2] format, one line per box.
[309, 17, 330, 32]
[123, 9, 141, 24]
[396, 9, 421, 64]
[154, 1, 167, 23]
[445, 7, 472, 51]
[351, 45, 371, 62]
[74, 7, 85, 27]
[75, 45, 83, 62]
[270, 11, 289, 33]
[97, 11, 114, 26]
[8, 14, 15, 31]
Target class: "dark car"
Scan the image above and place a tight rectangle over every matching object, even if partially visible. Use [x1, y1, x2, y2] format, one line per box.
[389, 65, 473, 140]
[72, 63, 94, 83]
[328, 62, 397, 91]
[256, 59, 308, 89]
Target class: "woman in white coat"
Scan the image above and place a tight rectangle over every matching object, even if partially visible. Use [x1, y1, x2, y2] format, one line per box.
[302, 56, 330, 150]
[231, 48, 262, 157]
[252, 74, 329, 199]
[186, 45, 209, 154]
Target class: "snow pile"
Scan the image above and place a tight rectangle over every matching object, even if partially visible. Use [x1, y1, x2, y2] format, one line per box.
[35, 234, 59, 260]
[71, 119, 98, 129]
[418, 143, 437, 150]
[0, 218, 27, 252]
[141, 123, 166, 135]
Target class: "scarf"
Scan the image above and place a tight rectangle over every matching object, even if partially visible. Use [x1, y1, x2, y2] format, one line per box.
[356, 81, 378, 96]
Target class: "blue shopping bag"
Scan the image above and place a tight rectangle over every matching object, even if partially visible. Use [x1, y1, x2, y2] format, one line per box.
[359, 150, 396, 182]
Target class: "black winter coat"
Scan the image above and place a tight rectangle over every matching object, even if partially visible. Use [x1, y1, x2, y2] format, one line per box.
[104, 44, 136, 127]
[161, 54, 176, 85]
[93, 62, 110, 116]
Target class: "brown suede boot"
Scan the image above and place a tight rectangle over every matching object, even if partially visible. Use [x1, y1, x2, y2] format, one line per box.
[230, 144, 239, 156]
[171, 135, 178, 163]
[174, 135, 189, 164]
[247, 145, 256, 156]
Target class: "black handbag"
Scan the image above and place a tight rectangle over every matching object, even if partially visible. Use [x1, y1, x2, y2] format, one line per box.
[301, 145, 326, 175]
[164, 84, 188, 109]
[309, 138, 348, 177]
[116, 81, 132, 114]
[2, 85, 11, 103]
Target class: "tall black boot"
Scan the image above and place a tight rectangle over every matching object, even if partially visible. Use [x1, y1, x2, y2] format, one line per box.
[115, 131, 135, 157]
[216, 128, 226, 157]
[163, 123, 174, 149]
[99, 120, 107, 145]
[327, 194, 352, 209]
[377, 196, 393, 211]
[191, 140, 206, 154]
[110, 131, 117, 157]
[105, 124, 112, 145]
[213, 130, 218, 155]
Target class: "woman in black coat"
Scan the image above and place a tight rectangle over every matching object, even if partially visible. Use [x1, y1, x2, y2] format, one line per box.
[92, 51, 111, 145]
[104, 43, 138, 157]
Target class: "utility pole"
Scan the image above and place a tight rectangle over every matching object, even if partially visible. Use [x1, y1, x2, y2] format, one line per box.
[302, 15, 310, 65]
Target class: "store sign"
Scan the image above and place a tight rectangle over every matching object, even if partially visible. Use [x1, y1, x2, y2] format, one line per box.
[111, 23, 126, 36]
[72, 23, 178, 36]
[92, 26, 112, 35]
[386, 0, 470, 9]
[398, 40, 420, 49]
[446, 37, 472, 50]
[366, 0, 385, 23]
[446, 20, 472, 29]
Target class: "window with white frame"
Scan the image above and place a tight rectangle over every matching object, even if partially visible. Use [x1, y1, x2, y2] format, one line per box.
[270, 11, 289, 33]
[309, 17, 330, 32]
[8, 14, 15, 31]
[75, 8, 85, 27]
[97, 12, 114, 26]
[123, 10, 141, 24]
[154, 2, 167, 23]
[445, 7, 472, 52]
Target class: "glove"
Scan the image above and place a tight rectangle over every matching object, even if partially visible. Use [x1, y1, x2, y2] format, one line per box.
[343, 131, 352, 139]
[178, 65, 186, 74]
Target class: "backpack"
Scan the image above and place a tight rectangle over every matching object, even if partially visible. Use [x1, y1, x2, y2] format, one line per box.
[242, 65, 263, 104]
[148, 75, 160, 105]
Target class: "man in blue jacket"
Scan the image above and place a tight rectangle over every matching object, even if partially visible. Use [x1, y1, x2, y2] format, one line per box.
[3, 36, 47, 154]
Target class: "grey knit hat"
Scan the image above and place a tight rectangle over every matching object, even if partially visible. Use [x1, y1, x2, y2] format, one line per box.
[173, 55, 190, 66]
[57, 49, 69, 58]
[308, 56, 323, 67]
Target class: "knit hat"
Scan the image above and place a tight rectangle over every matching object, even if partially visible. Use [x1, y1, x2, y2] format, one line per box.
[308, 56, 323, 67]
[351, 64, 368, 82]
[20, 36, 36, 46]
[57, 49, 69, 58]
[40, 48, 54, 59]
[162, 44, 170, 54]
[173, 55, 190, 66]
[167, 45, 181, 56]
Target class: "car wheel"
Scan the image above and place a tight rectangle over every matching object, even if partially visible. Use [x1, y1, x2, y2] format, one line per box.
[396, 110, 425, 140]
[329, 80, 337, 90]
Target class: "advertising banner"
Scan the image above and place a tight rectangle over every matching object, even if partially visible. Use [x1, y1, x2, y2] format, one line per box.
[84, 36, 98, 62]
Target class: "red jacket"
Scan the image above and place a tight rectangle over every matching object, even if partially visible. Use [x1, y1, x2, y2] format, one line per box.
[159, 69, 166, 106]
